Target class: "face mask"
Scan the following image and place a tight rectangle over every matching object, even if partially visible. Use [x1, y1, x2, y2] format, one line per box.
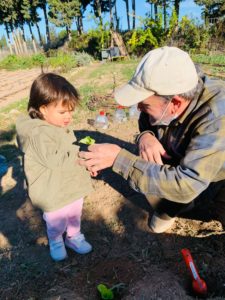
[154, 114, 178, 126]
[150, 99, 177, 126]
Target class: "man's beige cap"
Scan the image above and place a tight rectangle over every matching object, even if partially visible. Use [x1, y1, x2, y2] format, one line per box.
[114, 46, 198, 106]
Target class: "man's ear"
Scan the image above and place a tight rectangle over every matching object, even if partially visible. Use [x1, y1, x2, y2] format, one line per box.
[171, 96, 184, 114]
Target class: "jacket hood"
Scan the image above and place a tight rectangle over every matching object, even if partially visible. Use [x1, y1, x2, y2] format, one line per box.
[16, 115, 45, 153]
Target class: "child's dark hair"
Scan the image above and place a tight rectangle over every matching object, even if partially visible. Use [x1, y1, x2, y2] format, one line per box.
[28, 73, 80, 119]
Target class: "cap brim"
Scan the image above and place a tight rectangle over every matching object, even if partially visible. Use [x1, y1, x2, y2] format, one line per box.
[114, 83, 154, 106]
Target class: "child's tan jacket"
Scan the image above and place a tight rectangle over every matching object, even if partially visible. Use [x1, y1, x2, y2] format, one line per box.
[16, 115, 93, 212]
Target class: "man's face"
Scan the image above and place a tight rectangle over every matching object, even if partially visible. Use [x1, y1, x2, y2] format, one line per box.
[138, 95, 173, 125]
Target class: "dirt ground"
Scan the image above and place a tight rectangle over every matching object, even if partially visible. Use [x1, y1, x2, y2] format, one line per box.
[0, 68, 43, 109]
[1, 68, 225, 300]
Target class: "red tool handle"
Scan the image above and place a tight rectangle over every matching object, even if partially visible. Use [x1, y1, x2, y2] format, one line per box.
[181, 248, 207, 296]
[181, 248, 201, 281]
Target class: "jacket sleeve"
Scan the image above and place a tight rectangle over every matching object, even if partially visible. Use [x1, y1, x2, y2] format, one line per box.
[27, 126, 78, 171]
[113, 116, 225, 203]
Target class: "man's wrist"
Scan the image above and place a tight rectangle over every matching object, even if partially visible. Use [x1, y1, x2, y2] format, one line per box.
[136, 130, 155, 144]
[112, 148, 137, 179]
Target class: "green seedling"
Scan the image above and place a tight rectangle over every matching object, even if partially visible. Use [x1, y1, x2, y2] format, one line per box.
[79, 136, 95, 145]
[97, 284, 114, 300]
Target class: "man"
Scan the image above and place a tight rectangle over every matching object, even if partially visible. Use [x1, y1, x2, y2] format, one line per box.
[79, 46, 225, 233]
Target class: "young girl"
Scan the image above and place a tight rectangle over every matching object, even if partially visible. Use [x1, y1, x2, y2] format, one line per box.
[16, 73, 93, 261]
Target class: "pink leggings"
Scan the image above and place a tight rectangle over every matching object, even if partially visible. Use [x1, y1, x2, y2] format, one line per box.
[43, 198, 83, 240]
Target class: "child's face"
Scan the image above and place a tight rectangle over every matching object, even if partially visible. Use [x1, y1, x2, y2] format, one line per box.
[40, 100, 74, 127]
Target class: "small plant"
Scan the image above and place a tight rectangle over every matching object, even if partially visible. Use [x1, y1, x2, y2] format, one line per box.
[79, 136, 95, 145]
[97, 284, 114, 300]
[97, 282, 126, 300]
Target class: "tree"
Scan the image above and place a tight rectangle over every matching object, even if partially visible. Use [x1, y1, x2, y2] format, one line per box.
[91, 0, 115, 28]
[0, 0, 17, 53]
[195, 0, 225, 46]
[194, 0, 225, 24]
[146, 0, 169, 30]
[48, 0, 81, 41]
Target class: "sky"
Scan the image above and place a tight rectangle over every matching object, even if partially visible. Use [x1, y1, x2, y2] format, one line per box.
[0, 0, 203, 42]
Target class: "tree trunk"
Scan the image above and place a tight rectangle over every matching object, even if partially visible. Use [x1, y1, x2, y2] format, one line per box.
[95, 0, 103, 48]
[114, 0, 119, 30]
[4, 23, 13, 54]
[17, 30, 24, 54]
[132, 0, 135, 29]
[35, 22, 43, 47]
[124, 0, 130, 30]
[174, 0, 180, 20]
[20, 27, 28, 54]
[96, 0, 103, 28]
[66, 26, 72, 41]
[150, 3, 153, 19]
[163, 0, 167, 31]
[77, 11, 84, 35]
[75, 17, 79, 34]
[28, 23, 37, 53]
[154, 4, 158, 21]
[12, 31, 20, 55]
[109, 0, 113, 30]
[42, 3, 51, 44]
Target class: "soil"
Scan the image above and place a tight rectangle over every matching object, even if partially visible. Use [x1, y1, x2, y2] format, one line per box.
[1, 68, 225, 300]
[0, 68, 42, 109]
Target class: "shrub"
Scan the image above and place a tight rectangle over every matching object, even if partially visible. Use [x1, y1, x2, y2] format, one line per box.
[73, 52, 94, 66]
[0, 54, 33, 70]
[124, 15, 165, 56]
[173, 17, 209, 51]
[31, 53, 47, 66]
[48, 51, 77, 72]
[127, 27, 159, 56]
[68, 29, 111, 59]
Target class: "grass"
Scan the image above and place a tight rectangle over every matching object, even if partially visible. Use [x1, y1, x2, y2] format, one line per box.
[79, 85, 98, 108]
[191, 54, 225, 66]
[87, 60, 137, 80]
[0, 98, 28, 114]
[120, 60, 138, 79]
[0, 98, 28, 132]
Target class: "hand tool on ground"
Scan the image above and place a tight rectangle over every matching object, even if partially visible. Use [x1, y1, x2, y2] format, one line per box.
[181, 248, 207, 296]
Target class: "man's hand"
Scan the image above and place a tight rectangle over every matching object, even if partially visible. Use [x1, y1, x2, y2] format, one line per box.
[78, 143, 121, 176]
[138, 132, 171, 164]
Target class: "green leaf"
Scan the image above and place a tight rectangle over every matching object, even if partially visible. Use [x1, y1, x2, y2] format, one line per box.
[79, 136, 95, 145]
[97, 284, 114, 300]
